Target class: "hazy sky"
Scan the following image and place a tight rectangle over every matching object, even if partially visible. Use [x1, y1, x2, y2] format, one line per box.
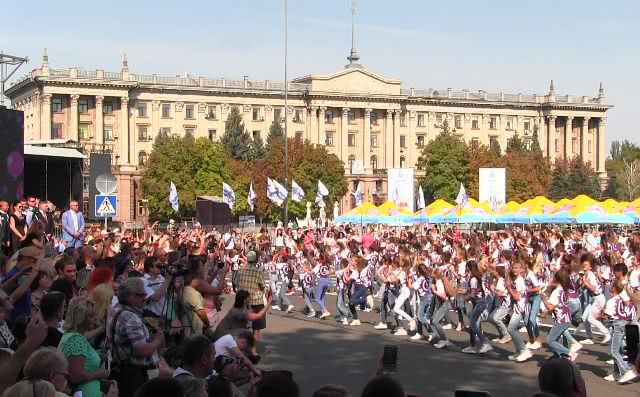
[2, 0, 639, 149]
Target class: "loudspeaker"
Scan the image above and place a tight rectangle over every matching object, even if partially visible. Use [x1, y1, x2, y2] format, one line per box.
[88, 153, 112, 220]
[196, 197, 231, 226]
[0, 108, 24, 201]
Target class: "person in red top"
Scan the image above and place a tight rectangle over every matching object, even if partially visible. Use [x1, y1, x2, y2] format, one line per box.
[362, 227, 375, 250]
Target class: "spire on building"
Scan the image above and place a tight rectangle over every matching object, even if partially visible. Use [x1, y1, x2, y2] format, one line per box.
[122, 53, 129, 72]
[549, 79, 555, 95]
[345, 0, 362, 69]
[42, 48, 49, 67]
[598, 81, 605, 103]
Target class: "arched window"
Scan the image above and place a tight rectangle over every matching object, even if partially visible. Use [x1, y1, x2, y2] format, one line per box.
[399, 156, 406, 168]
[348, 155, 356, 174]
[138, 151, 147, 166]
[370, 155, 378, 172]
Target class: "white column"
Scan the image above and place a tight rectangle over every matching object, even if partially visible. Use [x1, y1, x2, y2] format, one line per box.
[41, 94, 52, 140]
[407, 111, 416, 167]
[363, 108, 372, 173]
[565, 116, 573, 160]
[537, 115, 546, 155]
[151, 100, 160, 140]
[69, 94, 79, 141]
[341, 107, 349, 165]
[385, 110, 393, 168]
[309, 106, 318, 144]
[581, 117, 589, 165]
[548, 116, 556, 164]
[597, 117, 606, 173]
[393, 110, 401, 168]
[318, 107, 326, 145]
[120, 96, 129, 164]
[95, 96, 104, 144]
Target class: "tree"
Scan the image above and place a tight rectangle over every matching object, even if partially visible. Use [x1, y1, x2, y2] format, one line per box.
[266, 120, 284, 150]
[465, 141, 500, 199]
[606, 140, 640, 200]
[506, 131, 526, 153]
[549, 158, 601, 200]
[530, 126, 542, 154]
[251, 133, 267, 160]
[503, 150, 551, 202]
[220, 107, 255, 161]
[620, 159, 640, 200]
[490, 139, 502, 156]
[142, 132, 203, 220]
[417, 121, 468, 202]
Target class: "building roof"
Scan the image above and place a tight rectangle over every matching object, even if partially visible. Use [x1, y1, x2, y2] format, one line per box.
[24, 145, 86, 159]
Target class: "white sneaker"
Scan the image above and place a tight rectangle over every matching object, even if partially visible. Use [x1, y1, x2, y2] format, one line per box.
[341, 319, 349, 325]
[271, 305, 281, 310]
[409, 320, 417, 331]
[426, 334, 434, 343]
[603, 374, 616, 382]
[618, 370, 639, 384]
[320, 311, 331, 319]
[581, 338, 594, 345]
[528, 341, 542, 350]
[350, 319, 361, 326]
[306, 311, 316, 318]
[498, 336, 512, 344]
[462, 346, 477, 354]
[600, 334, 611, 345]
[515, 349, 532, 362]
[363, 308, 372, 312]
[286, 305, 294, 313]
[606, 358, 614, 365]
[478, 343, 493, 354]
[373, 322, 388, 330]
[507, 353, 518, 361]
[442, 324, 452, 330]
[410, 333, 423, 340]
[394, 328, 408, 336]
[491, 337, 501, 342]
[434, 340, 450, 349]
[570, 342, 583, 353]
[519, 326, 527, 333]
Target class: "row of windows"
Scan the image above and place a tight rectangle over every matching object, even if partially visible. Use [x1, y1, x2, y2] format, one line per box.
[346, 155, 407, 173]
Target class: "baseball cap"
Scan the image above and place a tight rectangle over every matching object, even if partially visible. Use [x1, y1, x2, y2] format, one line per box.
[247, 251, 257, 264]
[213, 355, 236, 373]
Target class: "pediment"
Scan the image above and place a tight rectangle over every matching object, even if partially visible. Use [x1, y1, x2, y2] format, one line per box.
[293, 67, 402, 96]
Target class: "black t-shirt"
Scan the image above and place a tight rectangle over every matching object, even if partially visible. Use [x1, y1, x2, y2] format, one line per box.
[42, 327, 63, 348]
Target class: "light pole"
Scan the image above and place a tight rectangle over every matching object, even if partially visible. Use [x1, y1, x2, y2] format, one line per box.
[283, 0, 289, 225]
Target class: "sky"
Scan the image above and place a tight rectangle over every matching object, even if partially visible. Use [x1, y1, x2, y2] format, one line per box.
[2, 0, 639, 149]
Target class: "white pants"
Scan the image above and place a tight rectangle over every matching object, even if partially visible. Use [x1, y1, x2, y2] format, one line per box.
[393, 286, 414, 322]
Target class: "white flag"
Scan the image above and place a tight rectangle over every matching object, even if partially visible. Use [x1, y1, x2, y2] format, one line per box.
[169, 181, 179, 212]
[248, 183, 257, 212]
[455, 183, 470, 208]
[222, 182, 236, 209]
[291, 180, 305, 202]
[267, 177, 288, 206]
[316, 179, 329, 204]
[352, 181, 363, 206]
[417, 185, 426, 209]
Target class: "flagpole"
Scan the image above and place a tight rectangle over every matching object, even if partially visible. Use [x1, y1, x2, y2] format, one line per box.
[283, 0, 289, 226]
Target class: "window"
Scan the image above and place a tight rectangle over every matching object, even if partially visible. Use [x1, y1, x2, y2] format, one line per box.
[185, 104, 195, 119]
[370, 112, 378, 125]
[471, 137, 479, 146]
[348, 111, 356, 123]
[185, 128, 195, 136]
[138, 126, 149, 141]
[79, 99, 89, 113]
[52, 123, 63, 139]
[348, 133, 357, 147]
[295, 131, 303, 141]
[274, 107, 282, 122]
[207, 105, 217, 119]
[555, 139, 559, 152]
[252, 130, 261, 140]
[400, 114, 407, 127]
[161, 103, 171, 118]
[325, 131, 334, 146]
[104, 125, 114, 141]
[160, 127, 171, 135]
[137, 103, 148, 117]
[471, 117, 479, 130]
[52, 98, 63, 113]
[137, 200, 145, 217]
[348, 155, 356, 173]
[103, 101, 113, 114]
[138, 151, 147, 166]
[79, 124, 90, 140]
[454, 115, 462, 129]
[506, 117, 514, 130]
[400, 135, 406, 148]
[325, 111, 334, 124]
[293, 109, 303, 123]
[417, 135, 425, 147]
[370, 155, 378, 171]
[252, 107, 262, 121]
[490, 136, 499, 149]
[371, 134, 378, 148]
[435, 113, 443, 124]
[489, 117, 497, 129]
[417, 114, 425, 127]
[524, 120, 531, 132]
[399, 156, 406, 168]
[208, 129, 217, 141]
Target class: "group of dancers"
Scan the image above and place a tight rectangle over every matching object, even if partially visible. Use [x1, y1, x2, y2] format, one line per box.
[261, 225, 640, 384]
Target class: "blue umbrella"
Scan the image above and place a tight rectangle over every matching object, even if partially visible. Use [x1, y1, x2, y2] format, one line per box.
[494, 213, 533, 224]
[575, 212, 635, 224]
[530, 211, 574, 224]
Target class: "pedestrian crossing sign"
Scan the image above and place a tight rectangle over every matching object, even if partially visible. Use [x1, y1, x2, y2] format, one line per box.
[95, 195, 117, 218]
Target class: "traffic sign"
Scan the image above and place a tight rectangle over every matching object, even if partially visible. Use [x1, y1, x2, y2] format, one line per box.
[95, 195, 117, 218]
[96, 173, 118, 195]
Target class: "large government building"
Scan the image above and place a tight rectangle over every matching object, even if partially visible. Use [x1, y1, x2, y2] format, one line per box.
[6, 49, 612, 224]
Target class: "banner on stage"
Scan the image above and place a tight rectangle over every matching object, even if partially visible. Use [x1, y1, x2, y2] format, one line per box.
[479, 168, 506, 209]
[387, 168, 415, 212]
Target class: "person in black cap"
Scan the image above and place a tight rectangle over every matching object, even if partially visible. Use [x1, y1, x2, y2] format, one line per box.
[209, 355, 246, 397]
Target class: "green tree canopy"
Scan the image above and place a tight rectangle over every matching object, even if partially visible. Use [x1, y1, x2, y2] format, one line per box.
[221, 107, 255, 161]
[550, 158, 601, 200]
[530, 126, 542, 154]
[266, 120, 285, 151]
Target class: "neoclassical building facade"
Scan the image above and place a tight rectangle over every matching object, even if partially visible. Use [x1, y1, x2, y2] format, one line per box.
[6, 51, 612, 224]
